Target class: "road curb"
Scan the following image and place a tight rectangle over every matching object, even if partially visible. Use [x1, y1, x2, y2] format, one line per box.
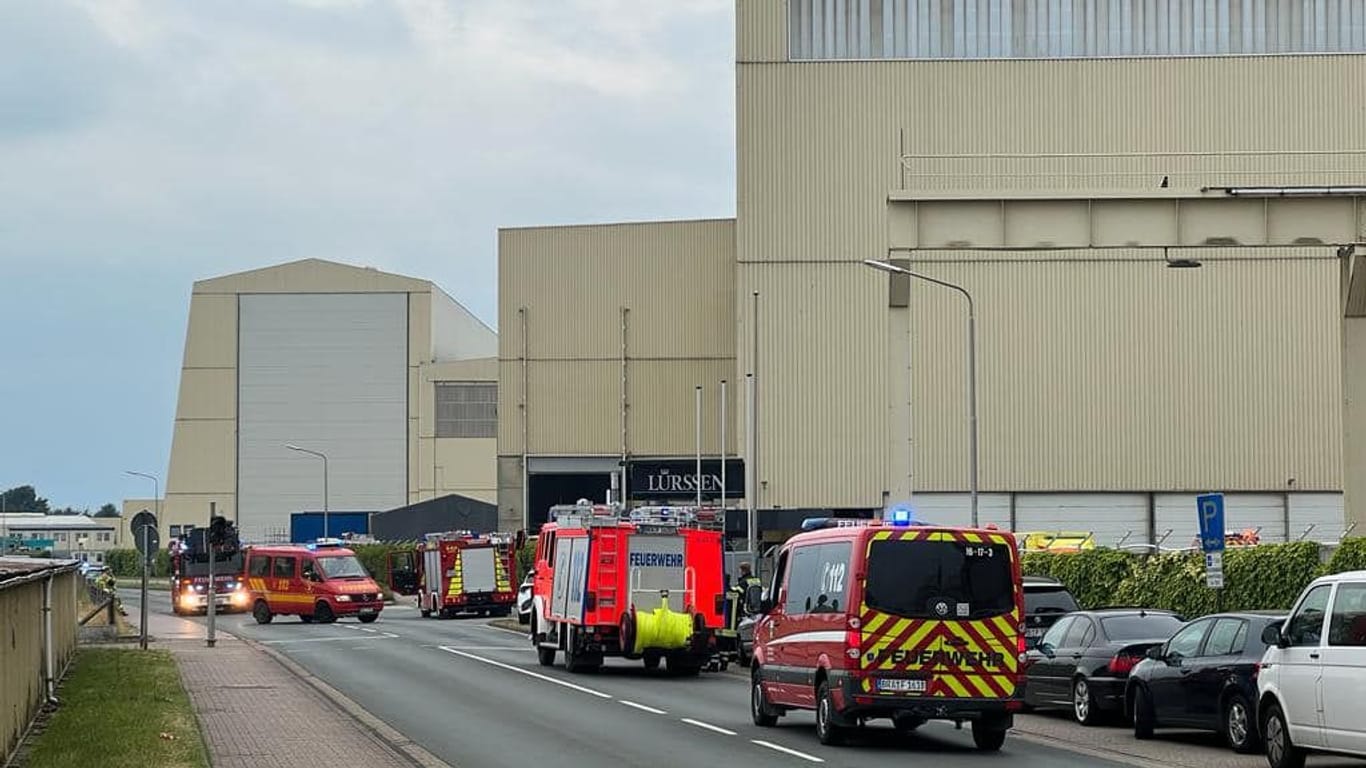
[242, 635, 455, 768]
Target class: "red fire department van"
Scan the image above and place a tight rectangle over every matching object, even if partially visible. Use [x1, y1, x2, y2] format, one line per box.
[387, 530, 518, 618]
[749, 512, 1025, 751]
[168, 538, 249, 615]
[530, 503, 726, 675]
[242, 539, 385, 624]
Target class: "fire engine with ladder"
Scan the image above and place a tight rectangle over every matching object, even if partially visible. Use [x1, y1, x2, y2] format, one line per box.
[529, 502, 727, 675]
[388, 531, 518, 619]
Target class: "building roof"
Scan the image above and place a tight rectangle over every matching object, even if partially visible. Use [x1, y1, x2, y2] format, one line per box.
[0, 514, 118, 530]
[0, 556, 81, 585]
[193, 257, 432, 294]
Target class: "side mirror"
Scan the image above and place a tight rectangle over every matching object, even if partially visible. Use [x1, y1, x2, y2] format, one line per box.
[759, 597, 774, 614]
[525, 568, 536, 580]
[1146, 646, 1163, 661]
[1038, 642, 1055, 658]
[1262, 623, 1287, 648]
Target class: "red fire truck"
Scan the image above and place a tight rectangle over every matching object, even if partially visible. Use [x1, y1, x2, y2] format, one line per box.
[388, 531, 518, 619]
[168, 537, 248, 615]
[529, 503, 726, 675]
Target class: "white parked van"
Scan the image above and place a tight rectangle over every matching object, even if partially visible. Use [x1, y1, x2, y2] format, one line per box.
[1257, 570, 1366, 768]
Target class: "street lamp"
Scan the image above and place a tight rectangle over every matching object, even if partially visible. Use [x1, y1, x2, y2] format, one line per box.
[124, 471, 160, 538]
[863, 259, 981, 527]
[285, 444, 329, 538]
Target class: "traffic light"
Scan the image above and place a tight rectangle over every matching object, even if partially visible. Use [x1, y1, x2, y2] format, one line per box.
[209, 515, 227, 546]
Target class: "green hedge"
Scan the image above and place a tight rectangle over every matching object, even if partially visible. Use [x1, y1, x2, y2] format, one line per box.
[103, 549, 171, 578]
[1327, 537, 1366, 574]
[1024, 539, 1354, 619]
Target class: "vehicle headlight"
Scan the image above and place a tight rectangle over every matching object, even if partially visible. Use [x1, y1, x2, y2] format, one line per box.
[193, 584, 205, 592]
[336, 594, 352, 602]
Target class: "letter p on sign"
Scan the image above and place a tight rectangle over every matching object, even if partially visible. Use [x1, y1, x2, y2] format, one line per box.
[1195, 493, 1225, 553]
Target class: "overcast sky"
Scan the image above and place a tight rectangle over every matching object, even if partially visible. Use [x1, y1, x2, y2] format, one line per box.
[0, 0, 736, 511]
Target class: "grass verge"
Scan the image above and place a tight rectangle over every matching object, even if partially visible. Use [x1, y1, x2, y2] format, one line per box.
[23, 649, 208, 768]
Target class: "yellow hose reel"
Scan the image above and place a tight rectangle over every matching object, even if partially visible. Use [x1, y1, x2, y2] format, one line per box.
[624, 590, 695, 654]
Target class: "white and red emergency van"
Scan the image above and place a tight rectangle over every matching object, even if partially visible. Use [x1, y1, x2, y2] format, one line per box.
[387, 531, 518, 618]
[530, 503, 727, 675]
[749, 511, 1026, 750]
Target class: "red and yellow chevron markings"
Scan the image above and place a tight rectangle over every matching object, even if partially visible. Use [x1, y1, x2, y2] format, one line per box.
[858, 528, 1023, 699]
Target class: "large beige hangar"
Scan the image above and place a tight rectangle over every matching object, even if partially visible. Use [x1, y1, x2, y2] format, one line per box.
[141, 258, 498, 543]
[498, 0, 1366, 547]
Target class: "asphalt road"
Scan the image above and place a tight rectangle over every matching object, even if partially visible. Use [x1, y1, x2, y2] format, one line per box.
[116, 590, 1169, 768]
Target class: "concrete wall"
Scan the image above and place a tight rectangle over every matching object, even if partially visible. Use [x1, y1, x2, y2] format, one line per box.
[0, 563, 79, 764]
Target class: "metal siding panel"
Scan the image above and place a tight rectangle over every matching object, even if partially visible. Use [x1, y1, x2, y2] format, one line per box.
[1288, 492, 1350, 541]
[627, 359, 739, 457]
[903, 257, 1342, 491]
[900, 492, 1013, 527]
[1154, 493, 1288, 543]
[237, 294, 408, 540]
[740, 262, 888, 509]
[1014, 493, 1149, 546]
[499, 221, 735, 361]
[523, 360, 619, 455]
[1345, 318, 1366, 531]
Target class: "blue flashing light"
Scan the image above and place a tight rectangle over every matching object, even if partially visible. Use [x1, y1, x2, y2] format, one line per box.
[885, 502, 925, 527]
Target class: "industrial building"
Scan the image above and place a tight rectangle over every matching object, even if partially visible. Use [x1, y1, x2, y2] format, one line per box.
[497, 0, 1366, 547]
[140, 258, 498, 544]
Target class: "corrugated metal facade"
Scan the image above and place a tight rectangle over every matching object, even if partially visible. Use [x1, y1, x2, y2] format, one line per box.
[735, 2, 1358, 511]
[497, 220, 738, 458]
[788, 0, 1366, 61]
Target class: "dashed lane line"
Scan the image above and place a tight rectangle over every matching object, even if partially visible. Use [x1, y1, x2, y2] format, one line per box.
[439, 645, 834, 765]
[680, 718, 736, 736]
[260, 632, 397, 644]
[436, 646, 612, 699]
[750, 740, 824, 763]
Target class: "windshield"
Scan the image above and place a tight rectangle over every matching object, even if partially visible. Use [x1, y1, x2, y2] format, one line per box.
[864, 539, 1015, 619]
[1101, 614, 1184, 640]
[1025, 587, 1079, 614]
[316, 555, 369, 580]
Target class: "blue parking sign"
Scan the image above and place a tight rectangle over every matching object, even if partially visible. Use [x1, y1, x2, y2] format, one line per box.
[1196, 494, 1226, 553]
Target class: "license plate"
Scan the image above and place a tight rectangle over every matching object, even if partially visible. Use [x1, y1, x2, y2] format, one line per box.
[1026, 627, 1046, 637]
[358, 607, 377, 616]
[876, 678, 928, 693]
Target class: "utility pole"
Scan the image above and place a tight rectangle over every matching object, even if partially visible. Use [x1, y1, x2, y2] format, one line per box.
[206, 502, 217, 648]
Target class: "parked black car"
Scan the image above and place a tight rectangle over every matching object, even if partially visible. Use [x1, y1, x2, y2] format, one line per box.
[1023, 576, 1081, 649]
[1024, 608, 1185, 725]
[1125, 611, 1287, 754]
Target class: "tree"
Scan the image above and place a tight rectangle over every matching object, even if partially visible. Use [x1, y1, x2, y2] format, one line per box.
[0, 485, 50, 514]
[94, 503, 120, 518]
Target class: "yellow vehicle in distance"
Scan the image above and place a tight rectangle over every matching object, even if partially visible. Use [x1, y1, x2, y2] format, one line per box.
[1019, 531, 1096, 554]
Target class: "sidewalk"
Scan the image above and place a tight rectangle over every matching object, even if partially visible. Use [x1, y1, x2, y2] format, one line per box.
[137, 610, 443, 768]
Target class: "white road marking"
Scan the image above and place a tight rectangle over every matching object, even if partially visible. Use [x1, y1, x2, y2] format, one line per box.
[260, 635, 392, 645]
[750, 740, 823, 763]
[681, 718, 736, 736]
[362, 628, 378, 633]
[619, 700, 667, 715]
[438, 646, 532, 651]
[437, 646, 612, 699]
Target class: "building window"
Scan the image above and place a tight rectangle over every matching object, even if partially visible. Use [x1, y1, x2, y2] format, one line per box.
[789, 0, 1366, 61]
[435, 382, 497, 438]
[97, 532, 111, 543]
[170, 525, 182, 538]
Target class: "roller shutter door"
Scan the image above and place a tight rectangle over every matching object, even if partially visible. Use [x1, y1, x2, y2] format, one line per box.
[1153, 494, 1285, 545]
[1288, 493, 1347, 542]
[237, 293, 408, 541]
[1013, 494, 1148, 548]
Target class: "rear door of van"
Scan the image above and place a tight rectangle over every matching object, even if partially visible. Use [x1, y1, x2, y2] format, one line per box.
[857, 529, 1020, 702]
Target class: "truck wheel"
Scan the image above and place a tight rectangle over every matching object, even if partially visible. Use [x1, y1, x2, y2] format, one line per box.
[972, 717, 1008, 752]
[314, 601, 336, 624]
[252, 600, 273, 625]
[815, 680, 848, 746]
[751, 669, 779, 727]
[419, 594, 431, 618]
